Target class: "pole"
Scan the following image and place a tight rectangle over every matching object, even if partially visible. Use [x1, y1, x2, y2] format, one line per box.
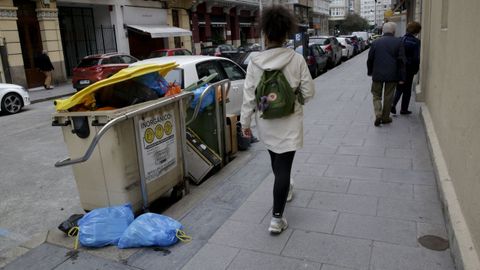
[259, 0, 265, 50]
[374, 0, 377, 33]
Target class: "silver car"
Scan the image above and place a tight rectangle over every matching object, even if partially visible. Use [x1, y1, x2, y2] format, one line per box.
[0, 83, 30, 114]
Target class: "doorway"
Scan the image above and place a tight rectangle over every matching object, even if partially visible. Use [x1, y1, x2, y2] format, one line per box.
[14, 0, 44, 88]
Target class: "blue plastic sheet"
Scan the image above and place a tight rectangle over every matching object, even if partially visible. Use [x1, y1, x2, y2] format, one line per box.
[189, 84, 214, 112]
[78, 204, 134, 248]
[117, 213, 183, 249]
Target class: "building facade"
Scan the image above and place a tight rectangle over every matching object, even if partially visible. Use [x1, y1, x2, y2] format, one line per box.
[416, 0, 480, 269]
[329, 0, 347, 20]
[311, 0, 330, 35]
[359, 0, 392, 26]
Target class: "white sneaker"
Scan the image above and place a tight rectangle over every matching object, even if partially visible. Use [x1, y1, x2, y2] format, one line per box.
[287, 180, 294, 202]
[268, 217, 288, 234]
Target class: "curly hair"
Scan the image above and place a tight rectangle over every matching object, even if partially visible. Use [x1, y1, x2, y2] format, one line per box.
[260, 5, 297, 43]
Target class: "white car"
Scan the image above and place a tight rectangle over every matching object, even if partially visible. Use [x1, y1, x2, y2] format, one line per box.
[131, 56, 245, 115]
[336, 37, 354, 59]
[0, 83, 30, 114]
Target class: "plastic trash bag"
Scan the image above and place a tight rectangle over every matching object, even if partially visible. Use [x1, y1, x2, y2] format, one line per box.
[78, 204, 134, 248]
[189, 84, 214, 112]
[134, 71, 169, 96]
[117, 213, 184, 249]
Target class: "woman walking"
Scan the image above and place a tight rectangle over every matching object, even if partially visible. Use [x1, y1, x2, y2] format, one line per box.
[240, 5, 315, 234]
[37, 50, 55, 89]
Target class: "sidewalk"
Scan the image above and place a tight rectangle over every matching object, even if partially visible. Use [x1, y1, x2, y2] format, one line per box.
[1, 52, 456, 270]
[28, 83, 76, 104]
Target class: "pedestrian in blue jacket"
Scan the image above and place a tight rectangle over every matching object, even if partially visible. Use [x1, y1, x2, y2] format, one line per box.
[367, 22, 406, 127]
[391, 21, 422, 115]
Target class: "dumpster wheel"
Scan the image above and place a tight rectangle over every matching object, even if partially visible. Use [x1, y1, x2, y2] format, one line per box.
[170, 186, 184, 201]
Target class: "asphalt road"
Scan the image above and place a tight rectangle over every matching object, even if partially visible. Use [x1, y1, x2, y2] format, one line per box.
[0, 101, 82, 252]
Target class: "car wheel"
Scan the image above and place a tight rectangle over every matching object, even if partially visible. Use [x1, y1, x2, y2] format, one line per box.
[1, 93, 23, 114]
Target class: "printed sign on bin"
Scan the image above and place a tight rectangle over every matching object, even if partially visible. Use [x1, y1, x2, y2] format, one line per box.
[138, 109, 177, 183]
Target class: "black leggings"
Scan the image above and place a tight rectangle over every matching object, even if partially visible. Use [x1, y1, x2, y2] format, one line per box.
[268, 150, 296, 218]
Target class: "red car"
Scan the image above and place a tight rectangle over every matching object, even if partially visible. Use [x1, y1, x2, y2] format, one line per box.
[72, 53, 138, 91]
[148, 48, 192, 58]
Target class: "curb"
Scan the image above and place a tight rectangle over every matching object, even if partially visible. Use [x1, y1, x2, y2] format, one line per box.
[30, 93, 75, 104]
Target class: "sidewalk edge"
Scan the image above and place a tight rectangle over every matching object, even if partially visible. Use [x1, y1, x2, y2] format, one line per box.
[420, 104, 480, 270]
[31, 93, 73, 104]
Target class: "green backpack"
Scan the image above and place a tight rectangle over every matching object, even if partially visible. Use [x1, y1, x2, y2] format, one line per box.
[255, 70, 304, 119]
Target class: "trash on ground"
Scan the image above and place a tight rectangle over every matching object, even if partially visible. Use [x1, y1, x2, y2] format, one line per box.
[58, 214, 84, 235]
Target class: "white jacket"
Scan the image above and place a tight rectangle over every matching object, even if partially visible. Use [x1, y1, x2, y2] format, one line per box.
[240, 47, 315, 154]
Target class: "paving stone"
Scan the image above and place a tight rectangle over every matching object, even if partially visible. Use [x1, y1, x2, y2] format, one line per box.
[282, 230, 371, 270]
[414, 185, 440, 202]
[306, 154, 358, 166]
[180, 202, 234, 241]
[228, 249, 321, 270]
[246, 177, 274, 204]
[382, 169, 436, 185]
[320, 265, 354, 270]
[413, 157, 434, 172]
[334, 213, 417, 246]
[262, 207, 337, 234]
[294, 175, 350, 193]
[377, 198, 445, 224]
[325, 165, 382, 181]
[308, 191, 377, 215]
[19, 231, 48, 249]
[292, 164, 329, 176]
[210, 220, 292, 254]
[295, 152, 312, 163]
[227, 163, 271, 188]
[230, 201, 272, 224]
[1, 243, 70, 270]
[298, 144, 338, 154]
[203, 183, 254, 210]
[357, 156, 411, 170]
[320, 137, 365, 147]
[128, 239, 206, 270]
[181, 243, 238, 270]
[337, 146, 385, 157]
[55, 251, 138, 270]
[385, 148, 429, 159]
[347, 180, 413, 199]
[417, 222, 449, 241]
[371, 241, 455, 270]
[287, 188, 315, 208]
[0, 246, 29, 269]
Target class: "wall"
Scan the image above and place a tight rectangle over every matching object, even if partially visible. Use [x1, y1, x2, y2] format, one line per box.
[420, 0, 480, 266]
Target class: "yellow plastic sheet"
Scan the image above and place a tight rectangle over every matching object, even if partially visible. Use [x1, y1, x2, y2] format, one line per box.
[54, 62, 178, 111]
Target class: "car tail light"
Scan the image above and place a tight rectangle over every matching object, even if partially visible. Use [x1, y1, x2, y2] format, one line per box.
[307, 56, 315, 65]
[324, 45, 332, 52]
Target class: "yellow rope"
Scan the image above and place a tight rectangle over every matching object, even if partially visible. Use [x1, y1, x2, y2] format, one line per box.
[67, 227, 80, 250]
[176, 229, 192, 243]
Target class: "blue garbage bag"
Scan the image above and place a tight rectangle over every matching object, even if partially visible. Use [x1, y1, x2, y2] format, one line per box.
[134, 72, 169, 96]
[117, 213, 183, 249]
[189, 84, 214, 112]
[78, 204, 134, 248]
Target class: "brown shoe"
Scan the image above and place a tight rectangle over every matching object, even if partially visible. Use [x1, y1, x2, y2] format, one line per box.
[382, 117, 392, 124]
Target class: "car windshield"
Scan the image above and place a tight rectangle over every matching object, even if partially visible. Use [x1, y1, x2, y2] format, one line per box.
[77, 58, 100, 67]
[149, 51, 168, 58]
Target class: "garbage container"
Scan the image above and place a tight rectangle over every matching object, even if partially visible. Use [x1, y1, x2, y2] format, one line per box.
[52, 64, 192, 212]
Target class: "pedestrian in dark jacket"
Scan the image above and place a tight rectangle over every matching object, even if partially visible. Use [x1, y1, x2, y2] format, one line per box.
[391, 21, 421, 115]
[37, 50, 55, 89]
[367, 22, 406, 126]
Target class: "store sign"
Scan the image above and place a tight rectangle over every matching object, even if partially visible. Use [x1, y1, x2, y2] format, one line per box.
[138, 109, 177, 183]
[123, 6, 167, 25]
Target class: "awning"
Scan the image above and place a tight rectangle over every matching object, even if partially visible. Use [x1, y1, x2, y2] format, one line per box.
[127, 25, 192, 38]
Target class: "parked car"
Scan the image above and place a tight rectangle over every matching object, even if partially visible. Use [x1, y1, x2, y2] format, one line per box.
[0, 83, 30, 115]
[340, 35, 360, 54]
[357, 37, 367, 51]
[238, 43, 261, 52]
[131, 56, 245, 115]
[232, 51, 261, 71]
[293, 44, 328, 78]
[148, 48, 192, 58]
[336, 37, 354, 60]
[352, 31, 370, 48]
[309, 36, 342, 68]
[201, 44, 239, 59]
[72, 53, 138, 91]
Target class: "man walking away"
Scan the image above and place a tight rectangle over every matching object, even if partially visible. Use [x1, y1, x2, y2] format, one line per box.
[391, 21, 421, 115]
[36, 50, 55, 89]
[367, 22, 406, 126]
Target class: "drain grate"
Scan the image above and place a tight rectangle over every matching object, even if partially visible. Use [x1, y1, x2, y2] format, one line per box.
[418, 235, 450, 251]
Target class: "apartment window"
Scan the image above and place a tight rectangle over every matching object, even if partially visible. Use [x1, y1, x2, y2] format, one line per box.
[441, 0, 449, 29]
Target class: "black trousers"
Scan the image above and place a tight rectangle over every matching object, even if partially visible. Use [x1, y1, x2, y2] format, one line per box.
[268, 150, 295, 218]
[393, 70, 416, 112]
